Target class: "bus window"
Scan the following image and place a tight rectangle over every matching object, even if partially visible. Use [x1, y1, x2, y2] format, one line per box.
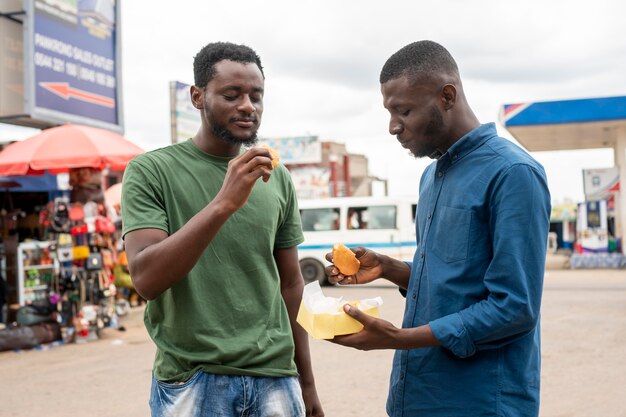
[347, 205, 396, 230]
[369, 205, 396, 229]
[298, 196, 417, 285]
[347, 207, 365, 229]
[300, 208, 340, 231]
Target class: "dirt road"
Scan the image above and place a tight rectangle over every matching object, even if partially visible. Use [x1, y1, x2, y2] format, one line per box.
[1, 269, 625, 416]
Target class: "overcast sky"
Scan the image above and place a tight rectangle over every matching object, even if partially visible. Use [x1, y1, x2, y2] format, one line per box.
[2, 0, 625, 203]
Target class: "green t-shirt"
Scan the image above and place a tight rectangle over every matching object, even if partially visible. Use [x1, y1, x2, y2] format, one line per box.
[121, 139, 304, 382]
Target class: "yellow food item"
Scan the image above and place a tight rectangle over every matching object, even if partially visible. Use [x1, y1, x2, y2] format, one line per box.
[260, 144, 280, 169]
[332, 243, 360, 275]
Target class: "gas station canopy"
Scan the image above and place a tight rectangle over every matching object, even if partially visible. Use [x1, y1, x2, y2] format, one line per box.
[499, 94, 626, 256]
[500, 95, 626, 152]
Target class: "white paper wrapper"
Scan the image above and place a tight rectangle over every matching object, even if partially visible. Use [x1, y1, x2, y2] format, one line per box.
[302, 281, 383, 314]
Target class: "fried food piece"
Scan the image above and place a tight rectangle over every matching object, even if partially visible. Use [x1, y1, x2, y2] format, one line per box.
[259, 144, 280, 169]
[332, 243, 360, 275]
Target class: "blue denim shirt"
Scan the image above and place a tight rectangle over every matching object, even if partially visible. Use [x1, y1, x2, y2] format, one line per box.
[387, 123, 551, 417]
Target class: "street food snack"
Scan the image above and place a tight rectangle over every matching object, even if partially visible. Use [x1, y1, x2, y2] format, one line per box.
[297, 281, 383, 339]
[260, 144, 280, 169]
[332, 243, 360, 275]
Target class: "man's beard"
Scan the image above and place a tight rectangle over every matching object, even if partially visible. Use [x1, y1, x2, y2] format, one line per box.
[412, 106, 444, 159]
[205, 105, 259, 147]
[211, 124, 259, 147]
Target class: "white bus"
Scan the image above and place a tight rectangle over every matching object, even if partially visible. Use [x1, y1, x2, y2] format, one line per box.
[297, 196, 418, 285]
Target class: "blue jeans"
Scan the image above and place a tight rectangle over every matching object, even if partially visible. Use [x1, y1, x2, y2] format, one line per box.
[150, 371, 305, 417]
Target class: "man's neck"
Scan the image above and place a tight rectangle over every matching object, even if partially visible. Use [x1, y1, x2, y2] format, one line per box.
[192, 128, 241, 157]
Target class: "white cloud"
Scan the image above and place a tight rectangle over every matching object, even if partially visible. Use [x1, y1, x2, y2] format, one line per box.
[2, 0, 625, 203]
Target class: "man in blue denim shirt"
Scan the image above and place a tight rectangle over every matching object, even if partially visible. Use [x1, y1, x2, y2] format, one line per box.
[327, 41, 551, 416]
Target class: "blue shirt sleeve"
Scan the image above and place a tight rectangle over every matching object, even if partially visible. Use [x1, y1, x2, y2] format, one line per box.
[398, 261, 413, 298]
[429, 163, 551, 358]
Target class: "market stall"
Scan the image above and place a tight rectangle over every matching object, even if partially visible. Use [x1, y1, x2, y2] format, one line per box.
[0, 124, 143, 348]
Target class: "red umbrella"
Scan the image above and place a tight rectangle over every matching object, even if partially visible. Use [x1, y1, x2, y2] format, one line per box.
[0, 124, 144, 176]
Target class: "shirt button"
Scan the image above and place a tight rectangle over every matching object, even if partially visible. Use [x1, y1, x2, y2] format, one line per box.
[452, 154, 458, 160]
[412, 293, 416, 300]
[400, 373, 405, 380]
[427, 213, 432, 219]
[421, 252, 425, 258]
[437, 171, 443, 177]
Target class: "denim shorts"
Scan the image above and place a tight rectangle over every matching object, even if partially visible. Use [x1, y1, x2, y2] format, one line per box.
[150, 371, 305, 417]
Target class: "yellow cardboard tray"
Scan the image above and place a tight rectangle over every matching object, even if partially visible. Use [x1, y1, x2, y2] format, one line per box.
[296, 301, 379, 340]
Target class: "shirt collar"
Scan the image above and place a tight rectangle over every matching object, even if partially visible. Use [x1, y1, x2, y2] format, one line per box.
[445, 122, 497, 163]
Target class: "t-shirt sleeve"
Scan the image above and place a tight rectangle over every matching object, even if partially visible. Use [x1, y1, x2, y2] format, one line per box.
[121, 158, 169, 238]
[274, 166, 305, 249]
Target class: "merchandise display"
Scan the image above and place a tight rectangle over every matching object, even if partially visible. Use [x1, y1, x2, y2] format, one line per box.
[1, 179, 132, 348]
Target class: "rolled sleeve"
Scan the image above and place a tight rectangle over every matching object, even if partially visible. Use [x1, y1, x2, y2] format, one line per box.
[437, 164, 549, 353]
[429, 313, 476, 358]
[393, 126, 547, 413]
[398, 261, 413, 298]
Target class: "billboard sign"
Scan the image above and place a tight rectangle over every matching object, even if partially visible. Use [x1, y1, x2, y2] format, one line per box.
[0, 0, 24, 119]
[260, 136, 321, 165]
[290, 166, 331, 200]
[22, 0, 123, 132]
[169, 81, 200, 144]
[583, 167, 620, 201]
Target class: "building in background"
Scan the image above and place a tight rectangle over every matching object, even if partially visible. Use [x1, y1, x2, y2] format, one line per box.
[500, 95, 626, 266]
[549, 203, 577, 252]
[260, 136, 386, 199]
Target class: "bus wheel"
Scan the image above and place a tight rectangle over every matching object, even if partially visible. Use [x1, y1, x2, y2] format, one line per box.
[299, 258, 329, 286]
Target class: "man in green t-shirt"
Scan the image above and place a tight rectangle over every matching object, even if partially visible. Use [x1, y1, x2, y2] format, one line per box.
[122, 42, 324, 417]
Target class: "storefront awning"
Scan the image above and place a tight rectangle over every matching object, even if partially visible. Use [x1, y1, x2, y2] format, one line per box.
[0, 173, 61, 192]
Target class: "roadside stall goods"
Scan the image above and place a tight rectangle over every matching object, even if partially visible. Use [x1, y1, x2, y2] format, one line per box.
[1, 169, 127, 350]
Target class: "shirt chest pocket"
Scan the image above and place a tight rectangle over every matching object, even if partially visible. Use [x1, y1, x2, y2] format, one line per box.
[430, 206, 472, 263]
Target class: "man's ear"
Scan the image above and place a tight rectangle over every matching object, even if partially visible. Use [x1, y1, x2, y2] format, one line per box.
[190, 85, 204, 110]
[441, 84, 457, 111]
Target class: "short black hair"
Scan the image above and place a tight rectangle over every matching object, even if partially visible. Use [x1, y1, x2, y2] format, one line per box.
[380, 40, 459, 84]
[193, 42, 264, 87]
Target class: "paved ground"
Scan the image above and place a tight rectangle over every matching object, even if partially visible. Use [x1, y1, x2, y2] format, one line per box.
[1, 269, 625, 417]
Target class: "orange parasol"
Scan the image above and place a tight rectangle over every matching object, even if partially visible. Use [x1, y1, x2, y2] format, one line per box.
[0, 124, 144, 176]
